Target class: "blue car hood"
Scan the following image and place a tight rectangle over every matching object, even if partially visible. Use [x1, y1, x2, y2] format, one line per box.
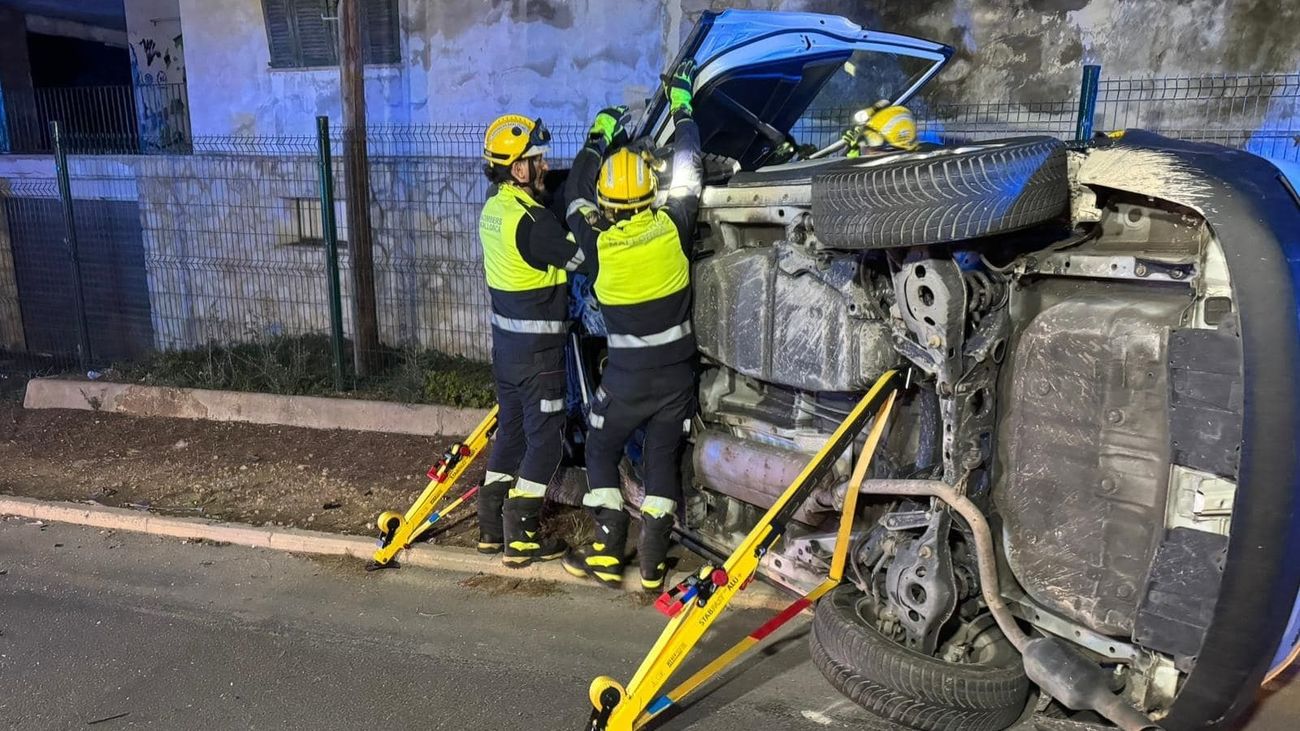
[640, 10, 952, 170]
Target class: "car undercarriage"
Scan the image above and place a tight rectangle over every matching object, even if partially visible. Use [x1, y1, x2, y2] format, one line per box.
[566, 9, 1300, 731]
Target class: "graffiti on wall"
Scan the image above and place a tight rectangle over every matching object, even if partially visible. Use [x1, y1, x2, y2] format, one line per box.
[129, 26, 189, 152]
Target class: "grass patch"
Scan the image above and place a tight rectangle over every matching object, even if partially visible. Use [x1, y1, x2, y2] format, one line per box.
[111, 334, 494, 408]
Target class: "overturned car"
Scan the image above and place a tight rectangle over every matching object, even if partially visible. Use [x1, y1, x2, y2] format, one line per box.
[563, 9, 1300, 730]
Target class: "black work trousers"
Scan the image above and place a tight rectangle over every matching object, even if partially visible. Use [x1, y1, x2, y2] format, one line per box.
[585, 360, 695, 502]
[486, 346, 566, 495]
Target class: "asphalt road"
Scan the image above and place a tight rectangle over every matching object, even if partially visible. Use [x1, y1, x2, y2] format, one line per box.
[0, 518, 1295, 730]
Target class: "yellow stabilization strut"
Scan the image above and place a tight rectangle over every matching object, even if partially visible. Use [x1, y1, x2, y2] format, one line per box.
[368, 405, 499, 570]
[585, 371, 900, 731]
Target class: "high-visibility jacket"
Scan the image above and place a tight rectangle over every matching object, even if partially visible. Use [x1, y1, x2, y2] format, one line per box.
[563, 116, 703, 371]
[479, 183, 585, 361]
[590, 209, 694, 369]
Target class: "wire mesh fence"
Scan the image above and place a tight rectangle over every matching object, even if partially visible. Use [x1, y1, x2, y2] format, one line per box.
[1, 72, 1296, 402]
[4, 83, 192, 155]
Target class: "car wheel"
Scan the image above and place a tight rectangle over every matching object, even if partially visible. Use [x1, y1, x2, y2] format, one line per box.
[811, 137, 1069, 249]
[810, 585, 1030, 731]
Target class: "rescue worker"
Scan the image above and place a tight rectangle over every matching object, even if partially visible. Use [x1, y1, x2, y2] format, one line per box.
[561, 60, 703, 591]
[840, 101, 919, 156]
[478, 114, 589, 567]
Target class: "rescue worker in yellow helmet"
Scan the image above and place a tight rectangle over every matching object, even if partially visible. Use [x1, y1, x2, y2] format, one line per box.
[560, 59, 703, 591]
[478, 113, 603, 567]
[841, 100, 919, 156]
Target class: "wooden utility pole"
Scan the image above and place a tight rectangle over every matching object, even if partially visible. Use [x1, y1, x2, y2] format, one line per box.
[338, 0, 381, 376]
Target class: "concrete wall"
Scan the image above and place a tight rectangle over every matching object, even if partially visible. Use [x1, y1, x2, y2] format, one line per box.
[180, 0, 666, 136]
[841, 0, 1300, 106]
[176, 0, 1300, 137]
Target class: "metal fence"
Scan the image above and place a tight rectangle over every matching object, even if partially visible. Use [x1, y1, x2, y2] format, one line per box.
[2, 83, 192, 155]
[1, 71, 1297, 398]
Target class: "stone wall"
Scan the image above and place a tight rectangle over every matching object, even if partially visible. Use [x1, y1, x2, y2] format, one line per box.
[0, 199, 25, 351]
[130, 151, 493, 358]
[0, 151, 494, 360]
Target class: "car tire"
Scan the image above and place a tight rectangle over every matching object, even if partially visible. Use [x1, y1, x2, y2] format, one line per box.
[809, 585, 1031, 731]
[811, 137, 1069, 249]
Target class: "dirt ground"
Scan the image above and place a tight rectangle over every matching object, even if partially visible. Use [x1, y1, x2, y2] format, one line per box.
[0, 402, 589, 548]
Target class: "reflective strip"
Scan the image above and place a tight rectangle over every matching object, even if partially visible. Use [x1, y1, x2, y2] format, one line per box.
[588, 412, 605, 429]
[583, 487, 624, 510]
[566, 197, 596, 219]
[608, 321, 692, 349]
[540, 398, 564, 414]
[641, 496, 677, 520]
[563, 248, 586, 272]
[585, 555, 622, 568]
[509, 477, 548, 498]
[485, 471, 514, 485]
[595, 386, 608, 403]
[682, 419, 691, 434]
[491, 314, 567, 334]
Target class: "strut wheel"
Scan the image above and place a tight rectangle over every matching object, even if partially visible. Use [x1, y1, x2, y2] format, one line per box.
[376, 511, 404, 537]
[589, 675, 625, 710]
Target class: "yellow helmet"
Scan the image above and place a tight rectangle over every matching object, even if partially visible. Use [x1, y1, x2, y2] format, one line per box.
[862, 105, 918, 151]
[483, 114, 551, 166]
[597, 148, 657, 212]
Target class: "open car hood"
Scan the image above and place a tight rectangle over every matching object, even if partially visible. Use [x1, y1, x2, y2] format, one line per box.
[641, 10, 953, 170]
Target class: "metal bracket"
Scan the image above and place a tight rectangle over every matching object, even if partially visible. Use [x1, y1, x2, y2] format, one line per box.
[885, 509, 958, 654]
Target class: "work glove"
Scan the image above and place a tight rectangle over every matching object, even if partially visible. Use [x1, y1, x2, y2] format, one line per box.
[840, 125, 864, 158]
[588, 105, 633, 148]
[664, 59, 696, 115]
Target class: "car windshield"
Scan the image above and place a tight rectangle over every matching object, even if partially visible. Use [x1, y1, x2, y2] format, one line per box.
[790, 50, 938, 150]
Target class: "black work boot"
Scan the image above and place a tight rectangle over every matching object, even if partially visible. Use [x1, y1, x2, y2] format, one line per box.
[562, 508, 630, 589]
[639, 513, 675, 592]
[502, 496, 566, 567]
[475, 478, 510, 554]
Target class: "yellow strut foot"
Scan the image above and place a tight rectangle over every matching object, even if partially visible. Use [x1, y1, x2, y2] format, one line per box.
[587, 677, 628, 731]
[368, 405, 500, 570]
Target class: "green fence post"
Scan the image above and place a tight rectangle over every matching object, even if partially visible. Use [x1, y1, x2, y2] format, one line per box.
[316, 115, 346, 391]
[1075, 64, 1102, 142]
[50, 120, 93, 369]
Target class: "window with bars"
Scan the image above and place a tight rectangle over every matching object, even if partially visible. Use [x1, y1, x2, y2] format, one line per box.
[283, 197, 347, 247]
[262, 0, 400, 69]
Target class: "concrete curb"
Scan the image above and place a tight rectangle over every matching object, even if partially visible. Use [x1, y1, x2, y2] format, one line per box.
[22, 378, 489, 436]
[0, 495, 791, 610]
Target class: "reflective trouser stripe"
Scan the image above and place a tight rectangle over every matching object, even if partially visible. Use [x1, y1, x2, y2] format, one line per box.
[491, 314, 567, 334]
[540, 398, 564, 413]
[583, 487, 624, 510]
[607, 321, 692, 349]
[588, 413, 605, 429]
[641, 496, 677, 520]
[584, 555, 622, 568]
[508, 477, 548, 498]
[485, 471, 513, 485]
